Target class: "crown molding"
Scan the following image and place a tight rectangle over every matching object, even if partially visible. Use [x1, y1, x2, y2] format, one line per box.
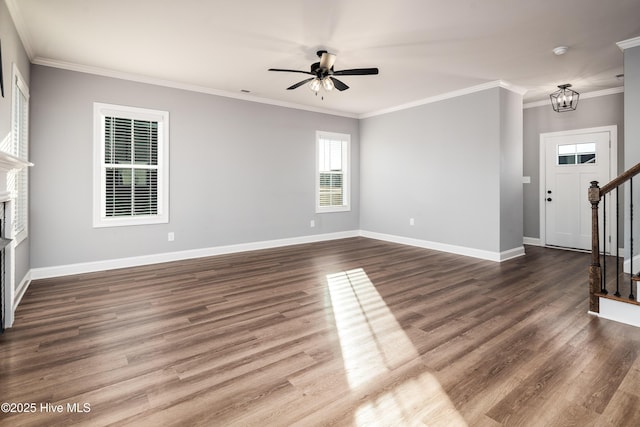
[34, 57, 532, 120]
[523, 86, 624, 109]
[4, 0, 35, 59]
[617, 36, 640, 51]
[26, 55, 629, 118]
[32, 57, 359, 119]
[359, 80, 526, 119]
[498, 80, 528, 96]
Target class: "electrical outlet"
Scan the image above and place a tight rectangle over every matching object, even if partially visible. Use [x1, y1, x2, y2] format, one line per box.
[168, 232, 175, 241]
[310, 220, 315, 228]
[409, 218, 415, 226]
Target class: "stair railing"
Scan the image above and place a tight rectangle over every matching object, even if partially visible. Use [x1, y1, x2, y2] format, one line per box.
[589, 162, 640, 313]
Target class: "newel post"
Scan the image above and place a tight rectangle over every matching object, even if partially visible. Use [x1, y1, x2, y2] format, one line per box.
[588, 181, 601, 313]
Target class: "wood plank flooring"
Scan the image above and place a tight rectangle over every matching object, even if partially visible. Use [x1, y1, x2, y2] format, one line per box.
[2, 237, 640, 426]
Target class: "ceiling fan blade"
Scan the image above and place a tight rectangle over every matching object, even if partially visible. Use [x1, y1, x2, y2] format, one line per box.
[330, 77, 349, 91]
[287, 78, 314, 90]
[269, 68, 314, 75]
[333, 68, 379, 76]
[319, 52, 336, 70]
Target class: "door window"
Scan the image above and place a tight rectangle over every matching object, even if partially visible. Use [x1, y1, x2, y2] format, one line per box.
[557, 143, 596, 165]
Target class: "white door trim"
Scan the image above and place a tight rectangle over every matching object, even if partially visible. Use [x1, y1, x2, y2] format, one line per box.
[539, 125, 618, 250]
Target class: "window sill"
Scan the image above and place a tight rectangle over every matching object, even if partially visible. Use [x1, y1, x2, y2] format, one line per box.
[93, 215, 169, 228]
[316, 206, 351, 214]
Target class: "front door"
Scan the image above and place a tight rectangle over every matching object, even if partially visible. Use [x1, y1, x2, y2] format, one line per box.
[544, 130, 611, 251]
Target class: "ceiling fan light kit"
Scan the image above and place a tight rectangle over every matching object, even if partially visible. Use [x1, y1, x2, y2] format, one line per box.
[309, 78, 322, 92]
[550, 83, 579, 112]
[269, 50, 379, 97]
[322, 77, 334, 91]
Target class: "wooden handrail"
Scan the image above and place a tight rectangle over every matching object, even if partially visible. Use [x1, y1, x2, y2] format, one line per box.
[601, 162, 640, 195]
[589, 161, 640, 313]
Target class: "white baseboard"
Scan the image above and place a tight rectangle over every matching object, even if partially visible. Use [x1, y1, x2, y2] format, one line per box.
[30, 230, 360, 280]
[523, 237, 542, 246]
[360, 230, 525, 262]
[500, 246, 527, 261]
[597, 298, 640, 327]
[13, 271, 31, 311]
[623, 254, 640, 274]
[5, 271, 31, 328]
[30, 229, 531, 281]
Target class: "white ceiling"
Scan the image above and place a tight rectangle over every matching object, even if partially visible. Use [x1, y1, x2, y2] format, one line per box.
[7, 0, 640, 116]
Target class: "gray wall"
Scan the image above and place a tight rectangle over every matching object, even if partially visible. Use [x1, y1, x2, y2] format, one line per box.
[499, 89, 524, 251]
[360, 87, 523, 255]
[29, 66, 359, 268]
[523, 92, 624, 239]
[27, 63, 630, 268]
[1, 1, 31, 285]
[625, 46, 640, 169]
[623, 45, 640, 261]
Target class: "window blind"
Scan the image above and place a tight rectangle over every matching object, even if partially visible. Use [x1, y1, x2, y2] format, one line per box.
[12, 72, 29, 240]
[93, 103, 168, 228]
[316, 132, 350, 212]
[104, 116, 159, 217]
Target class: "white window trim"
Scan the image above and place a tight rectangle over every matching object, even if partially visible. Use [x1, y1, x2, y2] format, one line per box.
[316, 131, 350, 213]
[11, 64, 29, 245]
[93, 103, 169, 227]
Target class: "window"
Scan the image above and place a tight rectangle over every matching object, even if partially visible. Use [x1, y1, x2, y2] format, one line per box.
[558, 143, 596, 165]
[316, 131, 350, 212]
[10, 65, 29, 244]
[93, 103, 169, 227]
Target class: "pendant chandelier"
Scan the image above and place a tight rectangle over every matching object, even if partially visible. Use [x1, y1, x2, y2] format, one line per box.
[550, 84, 579, 112]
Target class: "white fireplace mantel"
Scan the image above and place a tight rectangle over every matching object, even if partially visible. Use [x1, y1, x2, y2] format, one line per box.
[0, 150, 33, 201]
[0, 150, 31, 169]
[0, 149, 32, 329]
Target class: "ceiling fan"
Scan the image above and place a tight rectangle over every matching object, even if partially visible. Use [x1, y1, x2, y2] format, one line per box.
[268, 50, 379, 93]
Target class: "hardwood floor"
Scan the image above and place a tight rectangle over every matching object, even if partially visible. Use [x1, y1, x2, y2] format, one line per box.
[2, 237, 640, 426]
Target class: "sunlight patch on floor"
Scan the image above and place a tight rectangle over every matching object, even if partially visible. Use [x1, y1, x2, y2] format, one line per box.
[327, 268, 418, 389]
[355, 371, 468, 426]
[327, 268, 467, 426]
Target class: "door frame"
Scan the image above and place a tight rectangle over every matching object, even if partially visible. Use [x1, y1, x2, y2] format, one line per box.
[539, 125, 618, 251]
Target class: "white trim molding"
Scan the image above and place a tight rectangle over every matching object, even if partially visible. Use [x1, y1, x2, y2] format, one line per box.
[32, 57, 359, 119]
[29, 229, 528, 283]
[30, 58, 533, 120]
[11, 271, 31, 324]
[0, 149, 32, 329]
[524, 86, 624, 109]
[617, 36, 640, 51]
[595, 298, 640, 327]
[623, 254, 640, 275]
[360, 80, 526, 119]
[0, 150, 32, 171]
[523, 237, 542, 246]
[4, 0, 35, 59]
[360, 230, 525, 262]
[93, 103, 170, 228]
[30, 230, 360, 280]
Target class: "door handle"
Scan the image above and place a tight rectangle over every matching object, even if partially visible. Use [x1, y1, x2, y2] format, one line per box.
[547, 198, 552, 202]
